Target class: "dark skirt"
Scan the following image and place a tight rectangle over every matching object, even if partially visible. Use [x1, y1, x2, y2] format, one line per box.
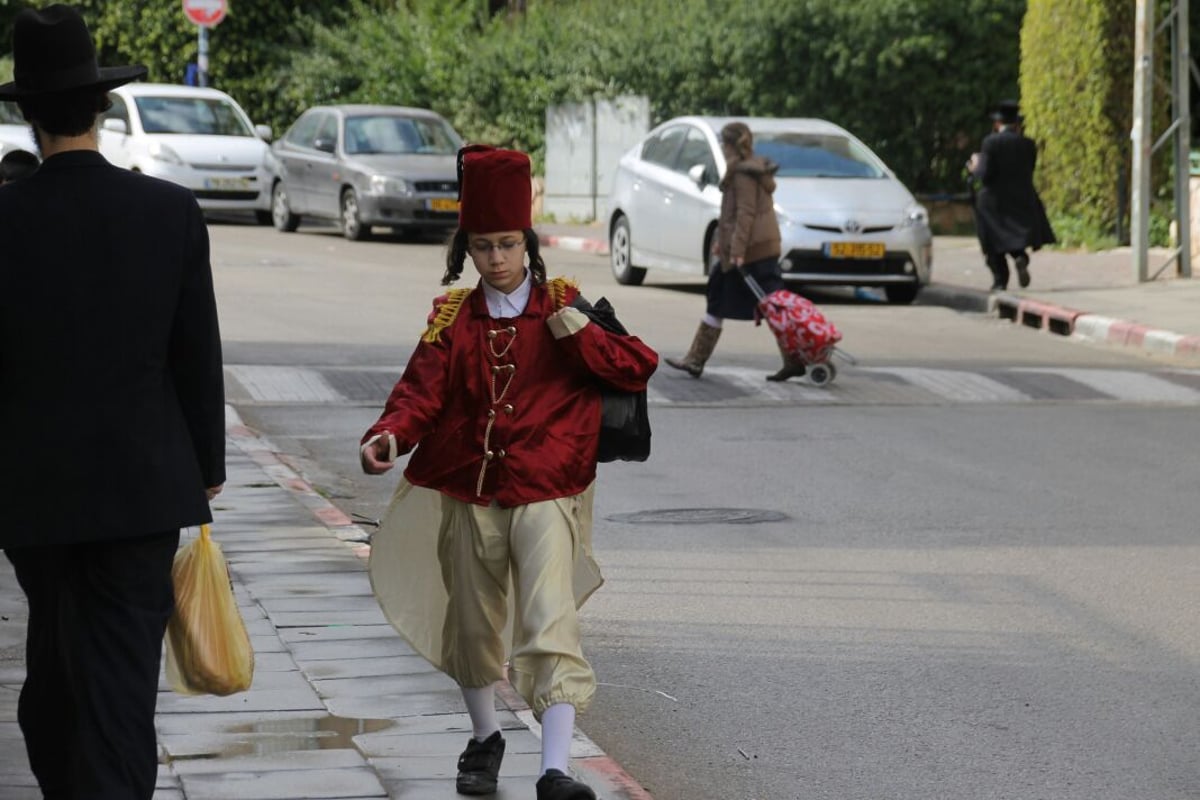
[705, 256, 784, 320]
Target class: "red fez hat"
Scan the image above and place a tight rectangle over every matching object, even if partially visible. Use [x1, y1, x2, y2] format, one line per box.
[457, 145, 532, 233]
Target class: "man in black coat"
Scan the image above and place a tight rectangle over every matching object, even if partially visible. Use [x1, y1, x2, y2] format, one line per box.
[0, 6, 225, 798]
[968, 100, 1056, 290]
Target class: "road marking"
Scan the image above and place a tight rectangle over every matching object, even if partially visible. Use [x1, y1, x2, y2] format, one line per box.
[226, 365, 344, 403]
[224, 364, 1200, 407]
[862, 367, 1032, 403]
[1021, 368, 1200, 404]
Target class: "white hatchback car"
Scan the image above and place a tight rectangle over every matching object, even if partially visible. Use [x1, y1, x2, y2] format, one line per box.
[0, 101, 36, 158]
[606, 116, 933, 304]
[99, 83, 272, 221]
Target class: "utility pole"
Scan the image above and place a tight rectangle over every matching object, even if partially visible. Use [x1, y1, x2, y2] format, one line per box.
[1131, 0, 1190, 282]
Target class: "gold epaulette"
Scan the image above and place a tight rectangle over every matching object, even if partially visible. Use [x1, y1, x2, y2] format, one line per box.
[546, 276, 578, 309]
[421, 288, 473, 343]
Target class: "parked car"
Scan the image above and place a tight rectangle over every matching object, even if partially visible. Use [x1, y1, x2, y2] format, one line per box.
[264, 104, 463, 240]
[0, 101, 36, 158]
[606, 116, 933, 304]
[98, 83, 273, 222]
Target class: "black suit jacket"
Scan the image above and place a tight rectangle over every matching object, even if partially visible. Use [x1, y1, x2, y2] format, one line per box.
[972, 128, 1055, 253]
[0, 150, 225, 547]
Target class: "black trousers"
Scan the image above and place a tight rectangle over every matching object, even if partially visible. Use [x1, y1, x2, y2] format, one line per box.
[6, 530, 179, 800]
[984, 249, 1028, 289]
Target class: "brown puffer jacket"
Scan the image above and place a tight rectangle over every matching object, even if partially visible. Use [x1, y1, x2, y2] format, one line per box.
[717, 156, 781, 271]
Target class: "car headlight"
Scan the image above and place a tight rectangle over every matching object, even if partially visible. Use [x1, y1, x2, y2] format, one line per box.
[148, 140, 185, 166]
[369, 174, 410, 195]
[903, 203, 929, 228]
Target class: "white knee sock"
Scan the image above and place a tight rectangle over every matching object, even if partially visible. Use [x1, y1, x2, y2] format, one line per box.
[461, 685, 501, 741]
[539, 702, 575, 775]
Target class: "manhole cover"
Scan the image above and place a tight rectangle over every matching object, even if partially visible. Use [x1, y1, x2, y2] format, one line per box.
[607, 508, 789, 525]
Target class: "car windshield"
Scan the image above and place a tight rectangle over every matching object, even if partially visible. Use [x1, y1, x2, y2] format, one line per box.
[0, 102, 23, 125]
[752, 131, 886, 179]
[134, 96, 254, 136]
[344, 114, 460, 155]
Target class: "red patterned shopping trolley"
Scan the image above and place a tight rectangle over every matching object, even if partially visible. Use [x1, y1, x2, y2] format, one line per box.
[741, 269, 852, 386]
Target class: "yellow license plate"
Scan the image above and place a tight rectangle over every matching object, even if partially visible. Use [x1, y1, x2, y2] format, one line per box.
[204, 177, 252, 191]
[429, 198, 459, 212]
[827, 242, 885, 259]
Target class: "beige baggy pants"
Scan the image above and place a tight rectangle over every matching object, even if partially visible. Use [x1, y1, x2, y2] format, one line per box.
[437, 495, 596, 719]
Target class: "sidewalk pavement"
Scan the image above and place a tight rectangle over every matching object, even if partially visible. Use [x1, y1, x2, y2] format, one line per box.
[0, 406, 651, 800]
[538, 221, 1200, 364]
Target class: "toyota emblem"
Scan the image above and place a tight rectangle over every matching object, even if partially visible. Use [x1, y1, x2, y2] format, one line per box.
[844, 219, 861, 233]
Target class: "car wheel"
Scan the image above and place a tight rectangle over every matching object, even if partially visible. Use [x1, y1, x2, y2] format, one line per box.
[254, 210, 272, 226]
[341, 189, 370, 241]
[610, 215, 646, 286]
[884, 284, 920, 305]
[271, 182, 300, 232]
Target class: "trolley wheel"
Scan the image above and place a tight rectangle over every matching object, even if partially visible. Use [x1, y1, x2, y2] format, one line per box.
[809, 363, 834, 387]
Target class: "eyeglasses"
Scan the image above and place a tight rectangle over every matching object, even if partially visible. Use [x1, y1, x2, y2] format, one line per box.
[469, 239, 525, 256]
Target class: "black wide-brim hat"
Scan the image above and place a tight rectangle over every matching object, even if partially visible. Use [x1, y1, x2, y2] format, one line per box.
[0, 4, 147, 101]
[990, 99, 1023, 124]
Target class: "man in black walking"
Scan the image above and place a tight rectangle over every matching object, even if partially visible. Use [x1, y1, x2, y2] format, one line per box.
[0, 6, 225, 798]
[968, 100, 1056, 290]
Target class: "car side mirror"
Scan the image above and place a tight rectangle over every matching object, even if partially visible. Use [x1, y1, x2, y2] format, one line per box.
[687, 163, 708, 188]
[255, 124, 273, 142]
[313, 137, 336, 154]
[102, 118, 128, 135]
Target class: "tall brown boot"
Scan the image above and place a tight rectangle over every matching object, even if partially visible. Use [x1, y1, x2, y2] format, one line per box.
[766, 341, 806, 382]
[665, 322, 722, 378]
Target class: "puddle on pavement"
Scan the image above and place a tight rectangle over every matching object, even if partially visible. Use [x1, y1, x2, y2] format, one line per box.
[178, 715, 396, 759]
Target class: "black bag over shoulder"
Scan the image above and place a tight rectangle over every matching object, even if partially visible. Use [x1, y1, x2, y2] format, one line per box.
[569, 295, 651, 463]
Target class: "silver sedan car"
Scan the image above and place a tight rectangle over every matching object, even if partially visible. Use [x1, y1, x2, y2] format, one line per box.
[606, 116, 932, 304]
[266, 105, 463, 240]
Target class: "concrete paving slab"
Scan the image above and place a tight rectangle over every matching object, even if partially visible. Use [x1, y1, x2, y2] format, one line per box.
[278, 623, 395, 642]
[369, 751, 542, 782]
[298, 655, 433, 681]
[157, 687, 324, 715]
[349, 711, 525, 740]
[374, 777, 533, 800]
[258, 596, 383, 613]
[230, 558, 367, 577]
[171, 748, 368, 774]
[323, 689, 465, 721]
[312, 673, 458, 699]
[286, 637, 416, 662]
[177, 766, 387, 799]
[156, 709, 340, 734]
[236, 573, 373, 598]
[355, 728, 542, 759]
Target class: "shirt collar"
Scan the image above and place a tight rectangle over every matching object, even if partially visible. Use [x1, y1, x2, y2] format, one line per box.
[480, 270, 532, 319]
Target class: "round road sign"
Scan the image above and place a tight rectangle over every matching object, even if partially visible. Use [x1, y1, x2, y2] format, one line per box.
[182, 0, 227, 27]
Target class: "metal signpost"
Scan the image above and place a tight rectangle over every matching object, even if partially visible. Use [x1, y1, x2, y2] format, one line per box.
[182, 0, 228, 88]
[1131, 0, 1190, 282]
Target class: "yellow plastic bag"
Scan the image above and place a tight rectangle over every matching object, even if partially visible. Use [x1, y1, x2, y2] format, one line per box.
[164, 524, 254, 695]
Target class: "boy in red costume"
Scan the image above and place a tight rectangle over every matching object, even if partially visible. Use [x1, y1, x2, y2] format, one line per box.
[361, 145, 657, 800]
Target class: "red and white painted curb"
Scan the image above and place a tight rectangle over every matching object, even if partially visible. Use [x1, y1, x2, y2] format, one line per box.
[1071, 315, 1200, 359]
[539, 234, 609, 255]
[991, 292, 1200, 361]
[224, 404, 654, 800]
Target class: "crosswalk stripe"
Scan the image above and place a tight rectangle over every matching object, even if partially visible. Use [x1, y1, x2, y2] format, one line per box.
[862, 367, 1032, 403]
[224, 363, 1200, 407]
[226, 365, 344, 403]
[1020, 368, 1200, 404]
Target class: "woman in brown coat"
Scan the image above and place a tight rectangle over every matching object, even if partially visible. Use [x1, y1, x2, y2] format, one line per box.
[665, 121, 805, 381]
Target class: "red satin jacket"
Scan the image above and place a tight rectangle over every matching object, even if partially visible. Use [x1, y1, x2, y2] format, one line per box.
[363, 278, 659, 507]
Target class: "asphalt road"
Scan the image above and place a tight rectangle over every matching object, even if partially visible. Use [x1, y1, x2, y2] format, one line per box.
[214, 221, 1200, 800]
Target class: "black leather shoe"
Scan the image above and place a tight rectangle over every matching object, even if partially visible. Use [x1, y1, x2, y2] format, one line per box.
[536, 769, 597, 800]
[456, 731, 505, 795]
[1014, 253, 1031, 288]
[766, 363, 806, 382]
